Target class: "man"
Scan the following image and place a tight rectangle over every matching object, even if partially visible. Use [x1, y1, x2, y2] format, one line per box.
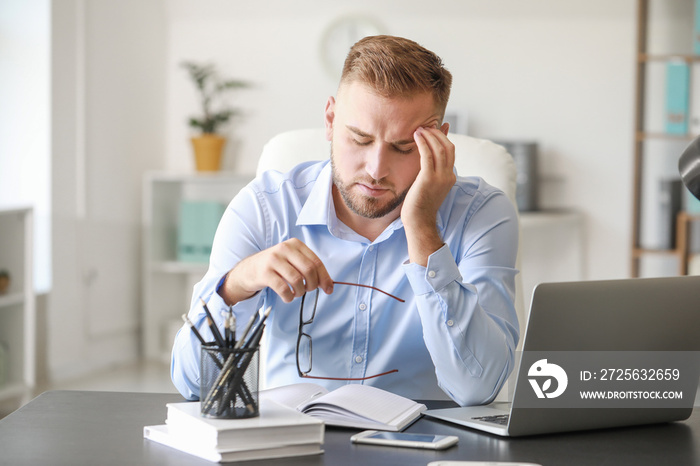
[171, 35, 519, 406]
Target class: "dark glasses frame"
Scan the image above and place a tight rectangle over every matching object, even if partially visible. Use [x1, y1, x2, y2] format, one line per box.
[295, 281, 404, 381]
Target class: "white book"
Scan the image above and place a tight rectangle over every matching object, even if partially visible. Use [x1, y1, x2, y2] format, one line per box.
[259, 383, 426, 431]
[144, 424, 323, 463]
[164, 400, 324, 451]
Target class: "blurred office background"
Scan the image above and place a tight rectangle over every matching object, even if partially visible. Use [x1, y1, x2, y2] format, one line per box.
[2, 0, 697, 414]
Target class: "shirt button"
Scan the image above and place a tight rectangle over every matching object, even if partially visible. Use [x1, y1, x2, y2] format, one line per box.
[369, 245, 374, 251]
[428, 270, 436, 278]
[359, 303, 367, 311]
[447, 320, 454, 327]
[355, 356, 363, 363]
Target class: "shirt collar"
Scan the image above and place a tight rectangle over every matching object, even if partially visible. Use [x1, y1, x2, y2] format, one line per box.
[296, 161, 446, 237]
[296, 161, 333, 227]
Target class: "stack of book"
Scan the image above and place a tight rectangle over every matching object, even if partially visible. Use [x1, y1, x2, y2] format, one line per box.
[144, 400, 324, 463]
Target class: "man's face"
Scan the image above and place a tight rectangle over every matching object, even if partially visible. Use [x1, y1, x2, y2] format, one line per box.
[325, 81, 441, 221]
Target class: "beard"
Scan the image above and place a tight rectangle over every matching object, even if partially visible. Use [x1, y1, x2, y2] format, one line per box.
[330, 144, 410, 219]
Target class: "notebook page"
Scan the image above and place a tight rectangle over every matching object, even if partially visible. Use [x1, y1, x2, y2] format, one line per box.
[309, 384, 423, 425]
[259, 383, 329, 411]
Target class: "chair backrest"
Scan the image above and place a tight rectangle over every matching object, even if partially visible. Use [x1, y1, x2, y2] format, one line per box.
[256, 128, 524, 399]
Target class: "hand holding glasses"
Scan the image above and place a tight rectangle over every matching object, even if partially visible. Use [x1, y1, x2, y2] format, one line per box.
[296, 281, 405, 381]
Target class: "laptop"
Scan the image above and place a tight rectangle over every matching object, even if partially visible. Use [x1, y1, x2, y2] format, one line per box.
[423, 276, 700, 436]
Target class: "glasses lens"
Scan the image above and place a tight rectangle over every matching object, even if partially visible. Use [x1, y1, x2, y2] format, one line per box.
[297, 333, 312, 374]
[300, 289, 318, 324]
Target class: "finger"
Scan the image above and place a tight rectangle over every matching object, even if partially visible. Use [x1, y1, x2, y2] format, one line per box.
[420, 127, 453, 171]
[414, 127, 435, 173]
[274, 239, 333, 295]
[294, 244, 334, 295]
[267, 272, 296, 303]
[267, 252, 308, 298]
[440, 122, 455, 168]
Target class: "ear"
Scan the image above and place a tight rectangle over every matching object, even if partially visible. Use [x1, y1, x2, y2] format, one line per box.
[324, 96, 336, 142]
[440, 121, 450, 136]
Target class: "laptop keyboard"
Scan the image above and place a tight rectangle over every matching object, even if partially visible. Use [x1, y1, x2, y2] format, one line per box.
[472, 414, 509, 426]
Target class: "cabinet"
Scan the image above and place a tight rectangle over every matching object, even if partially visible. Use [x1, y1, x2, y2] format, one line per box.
[142, 172, 252, 362]
[631, 0, 700, 276]
[0, 207, 35, 404]
[520, 210, 584, 314]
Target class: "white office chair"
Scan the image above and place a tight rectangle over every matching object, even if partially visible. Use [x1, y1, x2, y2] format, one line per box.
[256, 128, 524, 400]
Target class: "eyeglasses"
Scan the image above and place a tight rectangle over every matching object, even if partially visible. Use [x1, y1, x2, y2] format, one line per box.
[296, 281, 404, 381]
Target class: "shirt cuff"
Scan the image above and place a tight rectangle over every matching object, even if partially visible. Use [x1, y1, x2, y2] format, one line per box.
[402, 244, 462, 295]
[199, 273, 230, 317]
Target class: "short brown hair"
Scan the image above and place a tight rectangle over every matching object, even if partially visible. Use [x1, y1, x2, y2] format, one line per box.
[339, 35, 452, 115]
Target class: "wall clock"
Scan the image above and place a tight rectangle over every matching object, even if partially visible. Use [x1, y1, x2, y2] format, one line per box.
[319, 16, 383, 80]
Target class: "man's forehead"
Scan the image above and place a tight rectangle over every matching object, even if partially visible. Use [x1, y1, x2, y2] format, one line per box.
[335, 81, 441, 139]
[346, 123, 436, 145]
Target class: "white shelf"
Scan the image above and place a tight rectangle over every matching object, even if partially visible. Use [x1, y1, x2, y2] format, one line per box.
[149, 261, 208, 275]
[0, 293, 24, 309]
[141, 172, 252, 361]
[0, 207, 35, 405]
[0, 383, 28, 401]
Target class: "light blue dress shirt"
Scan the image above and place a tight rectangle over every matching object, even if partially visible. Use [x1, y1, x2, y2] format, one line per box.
[171, 160, 519, 406]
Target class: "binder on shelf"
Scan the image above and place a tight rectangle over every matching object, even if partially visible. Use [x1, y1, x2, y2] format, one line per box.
[177, 201, 225, 263]
[658, 179, 682, 250]
[691, 62, 700, 135]
[665, 62, 690, 135]
[683, 185, 700, 215]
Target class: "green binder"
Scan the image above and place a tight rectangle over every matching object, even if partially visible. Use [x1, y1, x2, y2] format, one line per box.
[177, 201, 226, 263]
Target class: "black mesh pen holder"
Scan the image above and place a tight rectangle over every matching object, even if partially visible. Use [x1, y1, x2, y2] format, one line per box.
[200, 344, 260, 419]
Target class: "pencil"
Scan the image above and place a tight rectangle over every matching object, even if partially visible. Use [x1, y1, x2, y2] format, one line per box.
[182, 314, 206, 345]
[205, 316, 226, 348]
[200, 297, 226, 347]
[227, 307, 236, 347]
[234, 306, 263, 349]
[243, 306, 271, 349]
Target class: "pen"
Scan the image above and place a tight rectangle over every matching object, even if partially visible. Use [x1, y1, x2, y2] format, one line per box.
[183, 313, 225, 370]
[200, 297, 226, 348]
[226, 307, 236, 348]
[243, 306, 271, 349]
[234, 306, 264, 349]
[182, 313, 206, 345]
[224, 313, 231, 347]
[228, 307, 236, 348]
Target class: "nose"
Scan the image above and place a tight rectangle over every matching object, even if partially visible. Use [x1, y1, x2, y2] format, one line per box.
[364, 144, 390, 181]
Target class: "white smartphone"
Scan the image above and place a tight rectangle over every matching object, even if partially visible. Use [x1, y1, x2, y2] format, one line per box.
[350, 430, 459, 450]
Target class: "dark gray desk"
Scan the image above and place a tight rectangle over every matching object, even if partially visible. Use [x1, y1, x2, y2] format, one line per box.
[0, 390, 697, 465]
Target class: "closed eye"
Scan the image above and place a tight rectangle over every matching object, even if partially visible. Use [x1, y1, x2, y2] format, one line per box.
[353, 139, 372, 147]
[394, 145, 414, 155]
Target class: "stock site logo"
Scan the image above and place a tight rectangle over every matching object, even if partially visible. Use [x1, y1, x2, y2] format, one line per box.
[528, 359, 568, 399]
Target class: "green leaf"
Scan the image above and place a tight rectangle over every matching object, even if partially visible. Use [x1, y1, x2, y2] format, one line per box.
[181, 61, 250, 134]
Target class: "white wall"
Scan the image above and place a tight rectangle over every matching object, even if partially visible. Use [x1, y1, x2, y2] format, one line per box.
[49, 0, 166, 382]
[165, 0, 636, 281]
[0, 0, 51, 292]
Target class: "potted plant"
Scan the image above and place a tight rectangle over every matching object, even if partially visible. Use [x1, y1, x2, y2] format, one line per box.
[182, 61, 249, 171]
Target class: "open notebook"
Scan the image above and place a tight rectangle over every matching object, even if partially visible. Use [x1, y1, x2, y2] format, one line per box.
[259, 382, 426, 431]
